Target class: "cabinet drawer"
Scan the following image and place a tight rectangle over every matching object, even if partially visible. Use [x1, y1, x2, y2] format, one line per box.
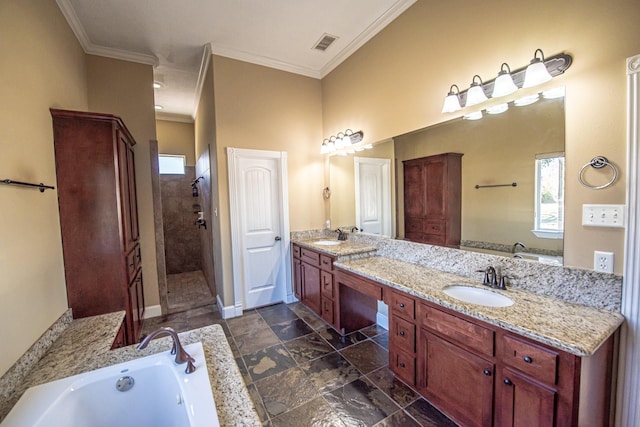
[501, 335, 558, 385]
[320, 255, 333, 271]
[321, 271, 334, 298]
[405, 218, 423, 233]
[390, 291, 415, 320]
[292, 244, 302, 259]
[301, 248, 320, 265]
[390, 348, 416, 386]
[321, 297, 334, 324]
[420, 303, 494, 357]
[391, 315, 416, 353]
[423, 220, 445, 236]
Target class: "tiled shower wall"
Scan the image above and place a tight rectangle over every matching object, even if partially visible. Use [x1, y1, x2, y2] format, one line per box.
[160, 167, 202, 274]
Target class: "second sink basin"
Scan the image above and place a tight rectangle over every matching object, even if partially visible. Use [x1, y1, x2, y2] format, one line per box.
[313, 240, 343, 246]
[442, 285, 514, 307]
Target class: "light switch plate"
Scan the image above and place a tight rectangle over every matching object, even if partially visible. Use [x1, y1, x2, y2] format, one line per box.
[582, 204, 625, 228]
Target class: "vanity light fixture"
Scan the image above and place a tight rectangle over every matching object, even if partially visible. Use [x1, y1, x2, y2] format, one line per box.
[492, 63, 518, 98]
[466, 75, 489, 107]
[523, 49, 553, 88]
[320, 130, 365, 154]
[441, 84, 463, 113]
[440, 49, 572, 114]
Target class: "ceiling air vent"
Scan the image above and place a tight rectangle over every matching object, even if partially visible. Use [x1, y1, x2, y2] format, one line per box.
[313, 34, 338, 52]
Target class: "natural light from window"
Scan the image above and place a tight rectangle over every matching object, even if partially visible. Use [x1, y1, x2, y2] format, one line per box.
[158, 154, 186, 174]
[533, 153, 565, 239]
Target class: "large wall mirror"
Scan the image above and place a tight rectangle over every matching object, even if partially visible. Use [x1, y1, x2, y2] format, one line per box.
[329, 90, 565, 264]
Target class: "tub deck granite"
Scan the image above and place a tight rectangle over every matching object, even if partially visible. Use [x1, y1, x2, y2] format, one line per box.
[0, 312, 260, 425]
[336, 256, 624, 357]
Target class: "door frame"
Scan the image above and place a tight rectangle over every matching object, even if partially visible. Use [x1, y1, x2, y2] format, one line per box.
[227, 148, 291, 314]
[354, 156, 392, 237]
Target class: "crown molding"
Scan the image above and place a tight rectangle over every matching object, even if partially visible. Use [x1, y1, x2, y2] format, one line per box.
[56, 0, 158, 66]
[210, 44, 322, 79]
[320, 0, 417, 78]
[155, 112, 195, 123]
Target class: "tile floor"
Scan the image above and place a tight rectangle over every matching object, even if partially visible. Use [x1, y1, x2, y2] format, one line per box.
[166, 270, 215, 312]
[142, 302, 458, 426]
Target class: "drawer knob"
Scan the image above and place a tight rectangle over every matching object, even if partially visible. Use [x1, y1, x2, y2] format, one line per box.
[503, 378, 513, 386]
[483, 369, 492, 376]
[399, 362, 406, 368]
[399, 303, 405, 308]
[523, 356, 533, 364]
[400, 331, 406, 336]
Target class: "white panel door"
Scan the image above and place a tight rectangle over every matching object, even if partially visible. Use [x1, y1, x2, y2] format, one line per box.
[229, 149, 288, 311]
[355, 157, 392, 237]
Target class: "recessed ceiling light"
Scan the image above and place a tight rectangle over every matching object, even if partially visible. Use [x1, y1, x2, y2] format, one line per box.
[153, 81, 163, 89]
[154, 105, 163, 110]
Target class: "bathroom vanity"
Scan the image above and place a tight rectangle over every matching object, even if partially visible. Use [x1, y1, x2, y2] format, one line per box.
[292, 238, 623, 426]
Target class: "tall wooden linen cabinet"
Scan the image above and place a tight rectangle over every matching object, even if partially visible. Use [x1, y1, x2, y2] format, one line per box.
[403, 153, 463, 247]
[51, 109, 144, 345]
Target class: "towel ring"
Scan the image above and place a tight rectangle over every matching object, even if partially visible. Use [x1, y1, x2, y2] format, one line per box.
[578, 156, 618, 190]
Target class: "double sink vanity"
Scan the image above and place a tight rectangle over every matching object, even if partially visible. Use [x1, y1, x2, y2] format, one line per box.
[292, 234, 623, 427]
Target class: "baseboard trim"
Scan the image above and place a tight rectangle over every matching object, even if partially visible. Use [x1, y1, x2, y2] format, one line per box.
[376, 311, 389, 330]
[217, 295, 241, 319]
[143, 305, 162, 319]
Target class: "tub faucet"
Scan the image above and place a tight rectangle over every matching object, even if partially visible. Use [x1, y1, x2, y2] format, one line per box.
[512, 241, 527, 253]
[137, 327, 196, 374]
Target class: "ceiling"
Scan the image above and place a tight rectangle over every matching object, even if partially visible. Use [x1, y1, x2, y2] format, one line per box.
[56, 0, 416, 120]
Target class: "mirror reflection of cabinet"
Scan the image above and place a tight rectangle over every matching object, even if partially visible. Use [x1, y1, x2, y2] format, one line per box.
[403, 153, 462, 247]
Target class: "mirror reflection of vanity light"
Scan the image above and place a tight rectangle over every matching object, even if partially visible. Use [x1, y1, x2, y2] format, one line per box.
[486, 103, 509, 115]
[514, 94, 540, 106]
[543, 87, 566, 99]
[463, 111, 483, 120]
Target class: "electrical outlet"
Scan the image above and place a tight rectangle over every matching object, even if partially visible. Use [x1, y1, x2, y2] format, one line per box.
[582, 204, 625, 228]
[594, 251, 614, 273]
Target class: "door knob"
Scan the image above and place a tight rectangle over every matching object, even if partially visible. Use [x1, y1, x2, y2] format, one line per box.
[275, 236, 281, 241]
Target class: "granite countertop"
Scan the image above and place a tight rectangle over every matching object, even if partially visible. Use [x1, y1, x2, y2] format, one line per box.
[336, 256, 624, 357]
[0, 312, 261, 426]
[293, 237, 378, 257]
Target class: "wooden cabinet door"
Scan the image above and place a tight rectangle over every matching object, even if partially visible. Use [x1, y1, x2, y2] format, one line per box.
[293, 258, 303, 300]
[302, 263, 321, 314]
[118, 130, 139, 253]
[495, 366, 557, 427]
[420, 330, 494, 427]
[423, 157, 446, 219]
[403, 161, 425, 218]
[128, 270, 144, 343]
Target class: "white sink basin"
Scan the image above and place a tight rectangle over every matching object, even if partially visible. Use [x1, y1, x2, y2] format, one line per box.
[2, 342, 218, 427]
[442, 285, 514, 307]
[313, 240, 343, 246]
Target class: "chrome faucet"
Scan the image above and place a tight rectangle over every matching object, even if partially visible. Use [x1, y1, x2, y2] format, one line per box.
[137, 327, 196, 374]
[512, 241, 527, 253]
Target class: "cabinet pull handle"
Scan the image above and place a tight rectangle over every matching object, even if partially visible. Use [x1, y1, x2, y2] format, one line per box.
[503, 378, 513, 385]
[483, 369, 492, 376]
[523, 356, 533, 363]
[399, 363, 406, 368]
[399, 303, 405, 308]
[400, 331, 406, 336]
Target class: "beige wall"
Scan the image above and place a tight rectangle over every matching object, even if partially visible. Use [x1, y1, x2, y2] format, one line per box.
[156, 120, 196, 166]
[322, 0, 639, 273]
[210, 56, 324, 306]
[0, 0, 88, 376]
[86, 55, 160, 307]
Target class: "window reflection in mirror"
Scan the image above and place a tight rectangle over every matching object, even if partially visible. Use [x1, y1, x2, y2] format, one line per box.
[534, 153, 565, 239]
